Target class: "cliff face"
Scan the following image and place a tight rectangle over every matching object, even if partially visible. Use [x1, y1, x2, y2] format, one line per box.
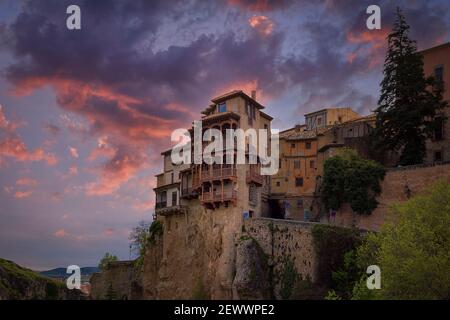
[0, 258, 82, 300]
[90, 261, 142, 300]
[90, 215, 321, 300]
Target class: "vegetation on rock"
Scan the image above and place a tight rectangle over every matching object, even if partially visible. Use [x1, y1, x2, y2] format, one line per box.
[353, 180, 450, 299]
[98, 252, 118, 270]
[0, 258, 71, 300]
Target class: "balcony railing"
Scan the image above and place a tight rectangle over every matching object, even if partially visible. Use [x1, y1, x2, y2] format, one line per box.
[155, 201, 167, 209]
[201, 190, 237, 202]
[155, 204, 188, 216]
[181, 187, 197, 198]
[200, 165, 236, 182]
[246, 166, 263, 185]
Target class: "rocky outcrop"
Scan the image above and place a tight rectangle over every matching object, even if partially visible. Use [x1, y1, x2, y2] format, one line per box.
[232, 237, 271, 299]
[0, 258, 82, 300]
[90, 260, 142, 299]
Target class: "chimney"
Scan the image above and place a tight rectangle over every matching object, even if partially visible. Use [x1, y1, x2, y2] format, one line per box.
[251, 90, 257, 100]
[295, 124, 302, 132]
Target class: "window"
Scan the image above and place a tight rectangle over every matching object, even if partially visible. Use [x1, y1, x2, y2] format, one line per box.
[294, 160, 300, 169]
[170, 172, 174, 184]
[435, 66, 444, 84]
[310, 160, 315, 169]
[434, 117, 444, 141]
[218, 102, 226, 113]
[279, 159, 282, 169]
[291, 143, 295, 148]
[295, 177, 303, 187]
[305, 142, 311, 149]
[276, 181, 281, 187]
[264, 124, 268, 130]
[434, 150, 442, 162]
[317, 117, 322, 126]
[172, 191, 177, 206]
[249, 185, 257, 205]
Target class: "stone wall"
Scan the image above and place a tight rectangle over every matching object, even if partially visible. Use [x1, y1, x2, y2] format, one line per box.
[90, 261, 141, 300]
[329, 163, 450, 231]
[243, 218, 317, 299]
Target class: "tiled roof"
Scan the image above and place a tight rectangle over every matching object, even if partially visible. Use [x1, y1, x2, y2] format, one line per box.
[280, 126, 330, 140]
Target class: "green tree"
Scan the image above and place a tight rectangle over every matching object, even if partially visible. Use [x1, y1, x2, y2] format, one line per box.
[321, 149, 386, 216]
[98, 252, 118, 270]
[128, 220, 151, 257]
[374, 7, 447, 165]
[354, 180, 450, 299]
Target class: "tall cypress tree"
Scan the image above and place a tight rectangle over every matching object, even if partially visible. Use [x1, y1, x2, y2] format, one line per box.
[374, 7, 447, 165]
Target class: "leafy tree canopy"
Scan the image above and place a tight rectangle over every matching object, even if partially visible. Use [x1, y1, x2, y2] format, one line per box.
[355, 180, 450, 299]
[321, 149, 386, 215]
[98, 252, 118, 270]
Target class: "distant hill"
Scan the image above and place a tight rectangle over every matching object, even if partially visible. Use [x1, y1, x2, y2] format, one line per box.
[40, 267, 99, 282]
[0, 258, 83, 300]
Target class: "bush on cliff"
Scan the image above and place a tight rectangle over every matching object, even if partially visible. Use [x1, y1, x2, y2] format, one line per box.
[98, 253, 118, 271]
[353, 180, 450, 299]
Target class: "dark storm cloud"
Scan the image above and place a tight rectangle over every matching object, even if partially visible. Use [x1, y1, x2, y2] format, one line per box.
[1, 0, 449, 190]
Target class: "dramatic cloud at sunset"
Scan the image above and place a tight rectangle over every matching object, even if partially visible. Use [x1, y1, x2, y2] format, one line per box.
[0, 0, 449, 269]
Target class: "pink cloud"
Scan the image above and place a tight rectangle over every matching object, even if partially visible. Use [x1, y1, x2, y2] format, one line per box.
[133, 198, 155, 212]
[104, 228, 116, 237]
[249, 15, 274, 37]
[69, 147, 79, 158]
[85, 149, 147, 196]
[0, 105, 58, 166]
[54, 229, 68, 238]
[16, 178, 38, 187]
[14, 190, 33, 198]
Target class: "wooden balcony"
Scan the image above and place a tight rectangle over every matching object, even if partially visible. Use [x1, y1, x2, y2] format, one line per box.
[155, 201, 167, 209]
[155, 204, 188, 216]
[201, 190, 237, 203]
[246, 166, 263, 185]
[200, 165, 236, 182]
[181, 187, 198, 199]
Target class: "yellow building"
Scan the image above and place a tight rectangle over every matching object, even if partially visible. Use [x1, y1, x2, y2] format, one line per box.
[421, 42, 450, 164]
[154, 90, 273, 219]
[270, 108, 360, 221]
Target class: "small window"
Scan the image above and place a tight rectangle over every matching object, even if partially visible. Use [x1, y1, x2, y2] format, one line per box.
[306, 142, 311, 149]
[317, 117, 322, 126]
[276, 181, 281, 187]
[279, 159, 282, 169]
[434, 66, 444, 84]
[434, 150, 442, 162]
[218, 102, 226, 113]
[295, 177, 303, 187]
[294, 160, 300, 169]
[172, 191, 177, 206]
[264, 124, 268, 130]
[291, 143, 295, 148]
[434, 117, 444, 141]
[310, 160, 315, 168]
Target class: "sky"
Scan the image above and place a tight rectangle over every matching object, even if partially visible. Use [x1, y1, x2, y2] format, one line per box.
[0, 0, 449, 270]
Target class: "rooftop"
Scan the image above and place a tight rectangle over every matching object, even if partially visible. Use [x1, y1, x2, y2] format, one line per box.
[304, 107, 355, 117]
[201, 90, 265, 115]
[419, 41, 450, 55]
